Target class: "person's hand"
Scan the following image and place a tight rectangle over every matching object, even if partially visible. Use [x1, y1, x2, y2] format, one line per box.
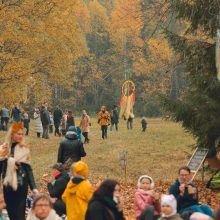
[32, 189, 39, 198]
[0, 143, 8, 158]
[51, 197, 58, 203]
[179, 184, 185, 195]
[188, 185, 197, 194]
[42, 174, 52, 183]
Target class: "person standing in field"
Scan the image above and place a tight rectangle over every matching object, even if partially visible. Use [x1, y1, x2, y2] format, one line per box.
[33, 107, 43, 138]
[141, 117, 147, 132]
[97, 106, 110, 139]
[110, 105, 119, 132]
[127, 112, 134, 130]
[53, 105, 63, 137]
[40, 105, 50, 139]
[0, 122, 38, 220]
[11, 103, 21, 122]
[23, 113, 30, 136]
[66, 111, 75, 131]
[80, 110, 91, 144]
[0, 105, 10, 131]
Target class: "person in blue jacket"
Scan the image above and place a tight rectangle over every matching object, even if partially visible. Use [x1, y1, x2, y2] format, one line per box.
[169, 166, 213, 217]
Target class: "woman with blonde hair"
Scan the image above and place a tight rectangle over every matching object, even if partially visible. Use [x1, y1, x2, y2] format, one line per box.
[0, 122, 38, 220]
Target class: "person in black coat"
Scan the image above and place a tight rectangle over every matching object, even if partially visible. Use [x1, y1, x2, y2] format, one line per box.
[85, 179, 125, 220]
[40, 105, 50, 139]
[43, 163, 70, 216]
[0, 122, 38, 220]
[57, 126, 86, 166]
[53, 105, 63, 137]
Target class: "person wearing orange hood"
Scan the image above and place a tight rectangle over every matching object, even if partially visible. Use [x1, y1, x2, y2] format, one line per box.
[62, 161, 93, 220]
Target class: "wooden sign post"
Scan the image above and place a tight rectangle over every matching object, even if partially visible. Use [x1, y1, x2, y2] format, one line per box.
[119, 151, 128, 186]
[187, 148, 208, 181]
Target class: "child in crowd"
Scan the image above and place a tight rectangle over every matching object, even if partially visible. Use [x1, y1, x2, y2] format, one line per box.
[135, 175, 160, 220]
[62, 161, 93, 220]
[0, 189, 6, 220]
[158, 194, 183, 220]
[76, 126, 82, 142]
[23, 112, 30, 135]
[141, 117, 147, 132]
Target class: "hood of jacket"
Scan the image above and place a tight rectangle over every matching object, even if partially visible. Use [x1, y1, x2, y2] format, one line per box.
[65, 132, 78, 140]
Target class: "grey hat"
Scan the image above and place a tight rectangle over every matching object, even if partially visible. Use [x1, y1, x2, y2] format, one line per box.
[82, 110, 87, 114]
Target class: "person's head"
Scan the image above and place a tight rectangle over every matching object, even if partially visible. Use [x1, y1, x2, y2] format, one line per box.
[35, 107, 40, 113]
[68, 126, 77, 133]
[113, 105, 117, 109]
[161, 194, 177, 217]
[56, 104, 60, 109]
[178, 166, 191, 183]
[101, 106, 106, 112]
[94, 179, 120, 201]
[71, 161, 88, 178]
[5, 122, 25, 146]
[82, 110, 87, 116]
[24, 113, 28, 119]
[32, 194, 52, 219]
[51, 163, 65, 178]
[0, 189, 6, 211]
[137, 175, 154, 191]
[68, 111, 72, 116]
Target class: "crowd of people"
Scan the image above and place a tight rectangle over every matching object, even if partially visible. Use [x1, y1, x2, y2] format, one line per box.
[0, 105, 219, 220]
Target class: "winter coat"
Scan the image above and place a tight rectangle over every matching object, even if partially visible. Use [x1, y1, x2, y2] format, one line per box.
[62, 176, 93, 220]
[23, 118, 30, 128]
[169, 179, 198, 213]
[158, 214, 183, 220]
[111, 109, 119, 124]
[57, 133, 86, 164]
[53, 108, 63, 124]
[86, 196, 125, 220]
[66, 116, 75, 128]
[0, 143, 36, 191]
[27, 209, 62, 220]
[141, 119, 147, 128]
[34, 112, 43, 133]
[80, 115, 91, 133]
[1, 108, 10, 118]
[47, 172, 70, 199]
[40, 108, 50, 126]
[135, 189, 160, 218]
[11, 107, 21, 122]
[97, 111, 110, 126]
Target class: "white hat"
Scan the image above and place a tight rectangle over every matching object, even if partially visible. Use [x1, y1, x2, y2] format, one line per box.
[137, 175, 154, 189]
[161, 194, 177, 216]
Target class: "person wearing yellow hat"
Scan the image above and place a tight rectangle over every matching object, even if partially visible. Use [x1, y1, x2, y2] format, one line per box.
[62, 161, 93, 220]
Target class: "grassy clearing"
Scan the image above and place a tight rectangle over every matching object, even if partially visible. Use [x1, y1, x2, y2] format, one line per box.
[0, 118, 197, 186]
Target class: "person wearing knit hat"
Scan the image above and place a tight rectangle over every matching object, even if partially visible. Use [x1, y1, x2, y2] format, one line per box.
[62, 161, 93, 220]
[158, 194, 183, 220]
[135, 175, 160, 220]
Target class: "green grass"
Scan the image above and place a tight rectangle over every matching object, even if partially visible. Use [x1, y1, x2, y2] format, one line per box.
[0, 118, 196, 187]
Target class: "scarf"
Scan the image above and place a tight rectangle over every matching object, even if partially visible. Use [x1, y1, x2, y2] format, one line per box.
[3, 144, 30, 190]
[26, 209, 61, 220]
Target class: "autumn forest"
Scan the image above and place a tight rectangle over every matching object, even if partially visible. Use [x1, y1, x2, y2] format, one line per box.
[1, 0, 180, 115]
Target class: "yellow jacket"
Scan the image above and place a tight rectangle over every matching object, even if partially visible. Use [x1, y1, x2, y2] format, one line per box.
[62, 178, 93, 220]
[97, 111, 110, 126]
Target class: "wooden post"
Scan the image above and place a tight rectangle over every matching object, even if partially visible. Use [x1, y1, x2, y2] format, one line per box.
[202, 161, 205, 183]
[120, 151, 128, 186]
